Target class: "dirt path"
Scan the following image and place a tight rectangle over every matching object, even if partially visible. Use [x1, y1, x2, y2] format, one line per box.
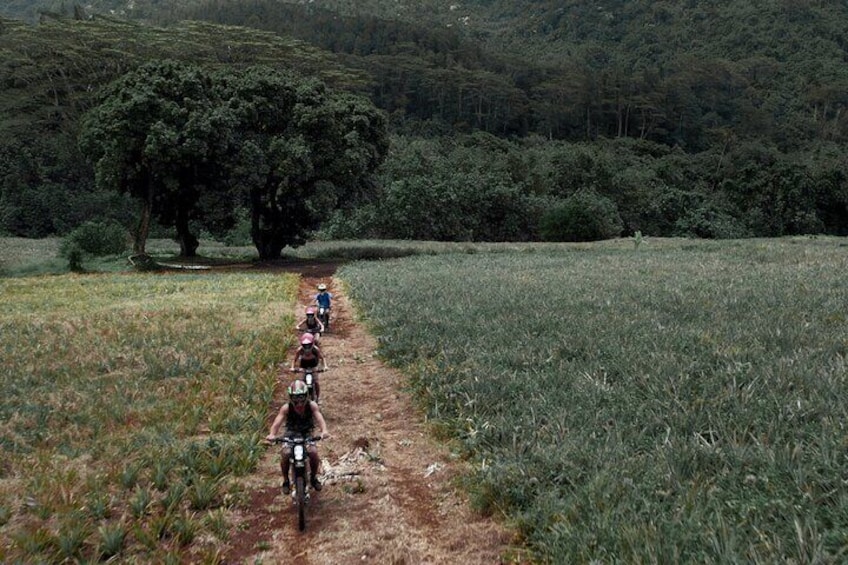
[221, 273, 516, 564]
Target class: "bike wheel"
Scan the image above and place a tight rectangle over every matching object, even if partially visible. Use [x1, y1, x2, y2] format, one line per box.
[295, 476, 306, 531]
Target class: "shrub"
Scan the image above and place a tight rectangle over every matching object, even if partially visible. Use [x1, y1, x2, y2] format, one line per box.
[222, 207, 253, 246]
[188, 477, 220, 510]
[319, 204, 378, 239]
[66, 245, 85, 272]
[674, 202, 750, 239]
[60, 220, 129, 257]
[539, 190, 624, 241]
[96, 523, 126, 559]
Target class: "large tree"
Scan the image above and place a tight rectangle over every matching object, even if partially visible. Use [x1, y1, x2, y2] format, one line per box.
[217, 67, 389, 259]
[79, 61, 388, 258]
[78, 60, 225, 256]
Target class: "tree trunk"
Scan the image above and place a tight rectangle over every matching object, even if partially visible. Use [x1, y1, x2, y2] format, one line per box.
[252, 229, 285, 260]
[177, 231, 199, 257]
[250, 190, 286, 260]
[133, 178, 153, 255]
[175, 204, 199, 257]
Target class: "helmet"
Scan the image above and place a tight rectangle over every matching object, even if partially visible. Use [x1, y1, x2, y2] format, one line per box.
[300, 333, 315, 346]
[288, 380, 308, 404]
[306, 307, 316, 316]
[317, 283, 327, 291]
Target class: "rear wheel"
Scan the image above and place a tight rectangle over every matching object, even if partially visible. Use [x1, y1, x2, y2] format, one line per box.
[295, 476, 306, 531]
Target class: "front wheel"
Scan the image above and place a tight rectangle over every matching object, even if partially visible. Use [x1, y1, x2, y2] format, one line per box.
[295, 476, 306, 531]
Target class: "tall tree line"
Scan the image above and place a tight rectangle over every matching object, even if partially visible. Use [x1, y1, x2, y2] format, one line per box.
[173, 0, 848, 149]
[1, 1, 847, 242]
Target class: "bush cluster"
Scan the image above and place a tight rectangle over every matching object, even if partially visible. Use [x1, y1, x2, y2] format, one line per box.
[60, 220, 129, 258]
[539, 190, 624, 241]
[321, 135, 848, 243]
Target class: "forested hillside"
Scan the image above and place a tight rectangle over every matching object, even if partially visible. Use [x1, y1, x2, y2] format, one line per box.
[174, 0, 848, 149]
[1, 0, 847, 245]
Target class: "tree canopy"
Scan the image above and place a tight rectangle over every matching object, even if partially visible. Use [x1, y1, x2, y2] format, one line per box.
[78, 60, 389, 258]
[1, 2, 847, 243]
[216, 66, 389, 258]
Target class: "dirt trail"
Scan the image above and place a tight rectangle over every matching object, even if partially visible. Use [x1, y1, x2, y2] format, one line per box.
[222, 273, 516, 564]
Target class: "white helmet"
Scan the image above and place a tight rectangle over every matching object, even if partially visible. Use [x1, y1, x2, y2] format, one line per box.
[317, 283, 327, 291]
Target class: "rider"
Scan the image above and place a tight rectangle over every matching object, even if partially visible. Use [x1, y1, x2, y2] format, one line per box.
[314, 283, 333, 329]
[290, 332, 327, 401]
[295, 307, 325, 344]
[266, 379, 330, 494]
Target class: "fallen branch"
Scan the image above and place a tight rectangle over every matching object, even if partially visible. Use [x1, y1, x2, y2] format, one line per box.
[156, 263, 211, 270]
[128, 254, 211, 271]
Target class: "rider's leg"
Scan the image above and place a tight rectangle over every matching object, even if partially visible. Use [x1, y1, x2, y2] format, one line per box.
[281, 447, 292, 493]
[281, 447, 291, 479]
[307, 446, 322, 490]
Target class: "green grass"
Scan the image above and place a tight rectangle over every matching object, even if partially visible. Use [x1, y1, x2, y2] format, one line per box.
[0, 271, 299, 562]
[0, 235, 667, 277]
[5, 234, 847, 561]
[0, 237, 260, 276]
[0, 237, 63, 276]
[340, 237, 848, 563]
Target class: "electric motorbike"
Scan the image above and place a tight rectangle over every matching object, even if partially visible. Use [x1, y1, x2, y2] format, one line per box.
[272, 435, 322, 531]
[317, 306, 330, 331]
[291, 367, 326, 402]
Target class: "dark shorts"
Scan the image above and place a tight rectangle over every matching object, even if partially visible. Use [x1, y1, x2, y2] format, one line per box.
[300, 358, 319, 369]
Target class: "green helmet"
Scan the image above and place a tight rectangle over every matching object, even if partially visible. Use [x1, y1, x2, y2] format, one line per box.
[288, 380, 308, 403]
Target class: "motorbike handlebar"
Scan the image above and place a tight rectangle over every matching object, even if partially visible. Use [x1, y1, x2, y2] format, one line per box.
[269, 435, 323, 445]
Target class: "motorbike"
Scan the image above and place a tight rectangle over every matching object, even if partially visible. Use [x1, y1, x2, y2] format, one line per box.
[291, 367, 326, 403]
[317, 306, 330, 331]
[272, 435, 322, 531]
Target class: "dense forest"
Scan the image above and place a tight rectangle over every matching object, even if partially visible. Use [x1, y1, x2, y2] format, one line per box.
[1, 0, 847, 247]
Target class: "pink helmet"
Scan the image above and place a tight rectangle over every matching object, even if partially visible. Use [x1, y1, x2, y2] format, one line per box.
[300, 333, 315, 345]
[306, 307, 316, 315]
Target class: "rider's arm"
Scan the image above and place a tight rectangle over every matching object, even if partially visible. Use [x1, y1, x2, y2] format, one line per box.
[267, 404, 288, 439]
[315, 347, 328, 370]
[290, 349, 300, 371]
[312, 404, 329, 438]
